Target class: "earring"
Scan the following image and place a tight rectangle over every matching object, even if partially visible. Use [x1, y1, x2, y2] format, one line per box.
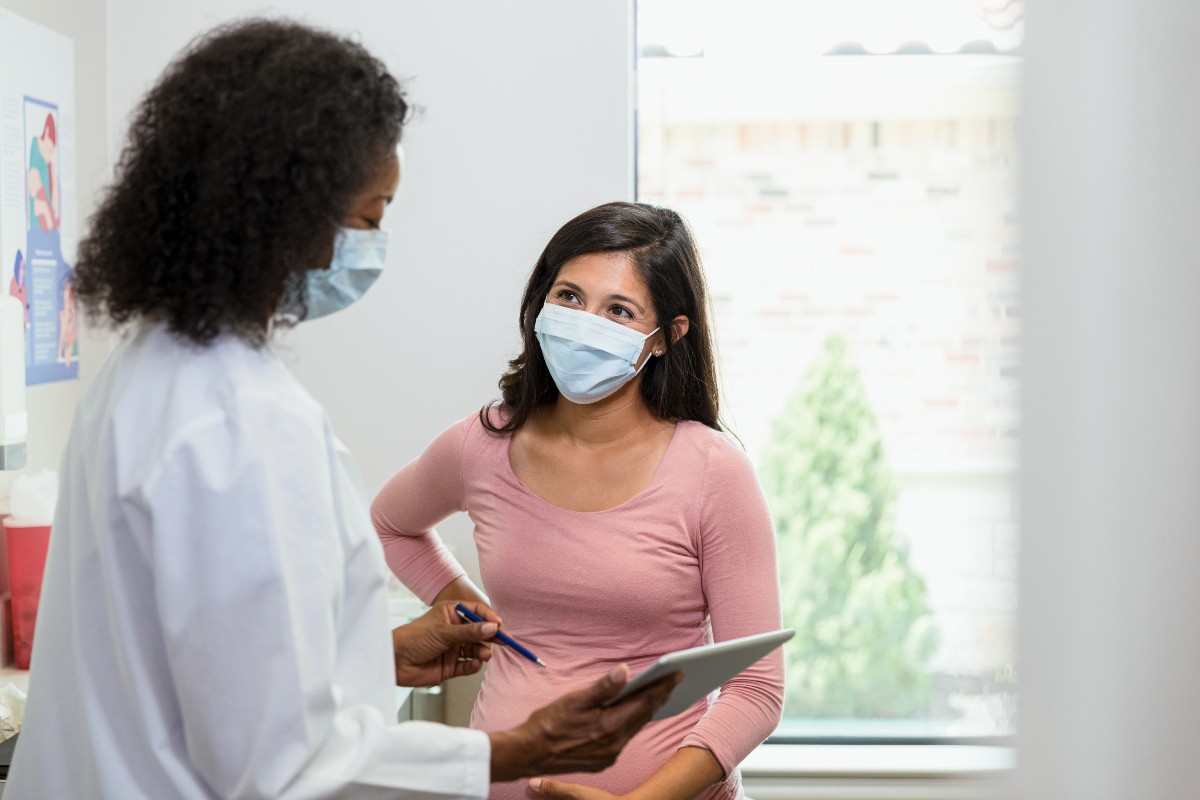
[653, 349, 663, 357]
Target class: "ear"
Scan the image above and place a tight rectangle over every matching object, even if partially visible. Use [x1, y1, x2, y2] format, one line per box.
[668, 315, 690, 344]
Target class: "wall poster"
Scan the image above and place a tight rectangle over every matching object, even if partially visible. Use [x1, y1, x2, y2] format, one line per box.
[0, 9, 78, 385]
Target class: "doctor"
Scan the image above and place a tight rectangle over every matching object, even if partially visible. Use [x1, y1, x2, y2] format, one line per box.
[6, 19, 676, 800]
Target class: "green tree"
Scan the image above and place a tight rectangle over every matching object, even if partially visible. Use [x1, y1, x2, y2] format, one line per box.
[760, 335, 939, 718]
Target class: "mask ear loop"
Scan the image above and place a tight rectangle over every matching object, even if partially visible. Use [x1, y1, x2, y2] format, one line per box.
[635, 327, 662, 371]
[653, 316, 685, 357]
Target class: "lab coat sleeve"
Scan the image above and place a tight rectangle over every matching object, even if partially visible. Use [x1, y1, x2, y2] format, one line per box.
[678, 435, 785, 778]
[140, 397, 489, 800]
[371, 417, 472, 603]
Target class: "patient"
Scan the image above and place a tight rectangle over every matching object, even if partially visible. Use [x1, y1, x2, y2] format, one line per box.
[372, 201, 783, 800]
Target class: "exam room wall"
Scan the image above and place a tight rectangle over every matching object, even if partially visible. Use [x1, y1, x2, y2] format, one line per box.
[0, 0, 109, 492]
[106, 0, 633, 725]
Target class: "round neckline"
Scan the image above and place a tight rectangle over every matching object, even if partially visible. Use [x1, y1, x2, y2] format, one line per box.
[502, 419, 687, 515]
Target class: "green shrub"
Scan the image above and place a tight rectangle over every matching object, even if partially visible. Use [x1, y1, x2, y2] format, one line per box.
[760, 335, 939, 718]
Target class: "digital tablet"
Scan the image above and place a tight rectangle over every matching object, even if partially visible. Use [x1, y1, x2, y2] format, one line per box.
[603, 628, 795, 721]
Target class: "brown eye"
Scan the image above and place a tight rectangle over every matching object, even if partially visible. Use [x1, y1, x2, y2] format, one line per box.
[609, 305, 633, 319]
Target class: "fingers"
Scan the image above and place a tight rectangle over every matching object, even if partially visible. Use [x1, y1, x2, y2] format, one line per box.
[597, 671, 682, 732]
[460, 641, 493, 661]
[637, 671, 683, 709]
[639, 671, 683, 714]
[456, 599, 502, 624]
[451, 656, 485, 678]
[572, 665, 631, 708]
[439, 620, 499, 645]
[451, 641, 493, 678]
[528, 777, 580, 797]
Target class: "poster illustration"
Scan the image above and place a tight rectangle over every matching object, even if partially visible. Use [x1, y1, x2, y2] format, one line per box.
[0, 10, 78, 385]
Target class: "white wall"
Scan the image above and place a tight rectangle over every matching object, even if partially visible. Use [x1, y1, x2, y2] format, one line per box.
[106, 0, 633, 489]
[0, 0, 108, 487]
[106, 0, 633, 722]
[1017, 0, 1200, 797]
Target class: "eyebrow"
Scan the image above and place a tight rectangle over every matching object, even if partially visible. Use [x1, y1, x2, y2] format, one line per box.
[553, 280, 646, 315]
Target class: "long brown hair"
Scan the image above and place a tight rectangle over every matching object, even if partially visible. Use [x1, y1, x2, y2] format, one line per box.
[482, 201, 721, 433]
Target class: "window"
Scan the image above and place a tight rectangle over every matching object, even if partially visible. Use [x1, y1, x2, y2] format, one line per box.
[637, 0, 1022, 740]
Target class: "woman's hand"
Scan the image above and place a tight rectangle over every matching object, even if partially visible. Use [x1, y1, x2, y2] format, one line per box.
[527, 779, 624, 799]
[532, 744, 725, 800]
[391, 600, 501, 687]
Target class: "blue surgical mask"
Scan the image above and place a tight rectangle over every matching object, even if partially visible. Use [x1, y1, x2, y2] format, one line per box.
[290, 227, 388, 320]
[534, 303, 659, 404]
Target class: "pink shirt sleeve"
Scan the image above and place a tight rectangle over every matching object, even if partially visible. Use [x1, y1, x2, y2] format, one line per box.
[370, 417, 472, 604]
[679, 434, 786, 777]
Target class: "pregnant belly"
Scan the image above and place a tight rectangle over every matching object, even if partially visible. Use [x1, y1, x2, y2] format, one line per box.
[472, 654, 740, 800]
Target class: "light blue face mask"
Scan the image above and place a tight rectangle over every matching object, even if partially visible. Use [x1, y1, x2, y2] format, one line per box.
[534, 303, 660, 404]
[291, 227, 388, 320]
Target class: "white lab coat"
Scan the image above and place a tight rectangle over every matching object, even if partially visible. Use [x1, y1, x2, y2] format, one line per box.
[6, 323, 490, 799]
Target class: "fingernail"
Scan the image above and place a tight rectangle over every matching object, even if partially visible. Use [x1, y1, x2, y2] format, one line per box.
[482, 623, 498, 636]
[529, 778, 542, 790]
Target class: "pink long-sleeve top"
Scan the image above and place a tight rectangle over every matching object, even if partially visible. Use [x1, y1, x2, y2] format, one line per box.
[371, 409, 784, 800]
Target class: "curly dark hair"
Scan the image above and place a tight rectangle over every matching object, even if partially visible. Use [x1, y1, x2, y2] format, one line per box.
[482, 201, 722, 433]
[75, 18, 409, 345]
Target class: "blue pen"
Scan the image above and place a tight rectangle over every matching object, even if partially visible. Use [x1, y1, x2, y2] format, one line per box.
[454, 602, 547, 668]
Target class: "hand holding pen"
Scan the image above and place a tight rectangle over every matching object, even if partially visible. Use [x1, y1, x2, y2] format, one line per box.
[455, 602, 548, 667]
[392, 600, 503, 687]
